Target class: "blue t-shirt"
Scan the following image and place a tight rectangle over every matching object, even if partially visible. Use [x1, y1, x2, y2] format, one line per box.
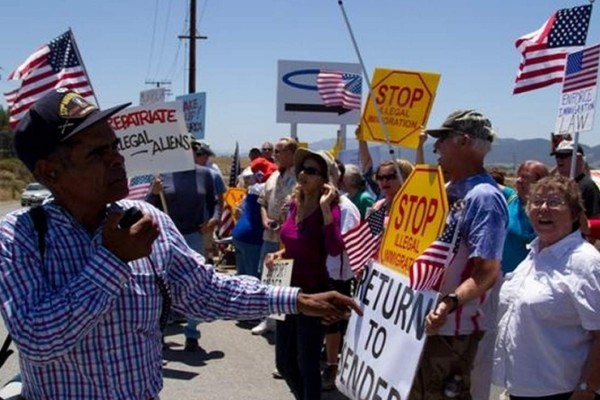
[501, 195, 535, 274]
[232, 184, 264, 245]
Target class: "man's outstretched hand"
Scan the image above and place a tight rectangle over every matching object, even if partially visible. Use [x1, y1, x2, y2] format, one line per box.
[297, 291, 362, 324]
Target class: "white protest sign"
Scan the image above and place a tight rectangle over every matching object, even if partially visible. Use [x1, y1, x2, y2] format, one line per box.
[108, 101, 195, 177]
[555, 44, 600, 135]
[336, 261, 438, 400]
[261, 259, 294, 320]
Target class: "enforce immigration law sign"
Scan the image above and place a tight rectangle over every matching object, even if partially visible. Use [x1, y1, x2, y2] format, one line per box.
[360, 69, 440, 148]
[379, 165, 448, 276]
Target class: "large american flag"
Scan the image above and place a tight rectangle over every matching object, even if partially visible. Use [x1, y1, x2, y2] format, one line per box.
[127, 174, 153, 201]
[513, 4, 592, 95]
[317, 70, 362, 110]
[4, 30, 95, 128]
[409, 207, 461, 292]
[562, 44, 600, 93]
[342, 206, 386, 274]
[217, 142, 240, 239]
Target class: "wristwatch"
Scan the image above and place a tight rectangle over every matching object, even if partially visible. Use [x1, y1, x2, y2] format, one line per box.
[578, 382, 595, 394]
[441, 293, 459, 314]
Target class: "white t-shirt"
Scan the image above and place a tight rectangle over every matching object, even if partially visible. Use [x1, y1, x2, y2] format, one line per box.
[326, 195, 360, 281]
[493, 230, 600, 396]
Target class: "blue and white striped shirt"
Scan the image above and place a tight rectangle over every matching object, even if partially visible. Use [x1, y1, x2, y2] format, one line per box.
[0, 199, 298, 399]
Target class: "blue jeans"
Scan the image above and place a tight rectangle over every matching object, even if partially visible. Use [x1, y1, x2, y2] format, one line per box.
[183, 232, 204, 340]
[258, 240, 280, 276]
[275, 315, 326, 400]
[233, 238, 262, 278]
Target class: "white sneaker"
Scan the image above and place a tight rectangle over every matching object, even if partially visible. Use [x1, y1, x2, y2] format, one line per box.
[251, 318, 275, 335]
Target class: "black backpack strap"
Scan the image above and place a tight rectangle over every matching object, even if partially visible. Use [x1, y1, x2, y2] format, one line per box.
[0, 206, 47, 371]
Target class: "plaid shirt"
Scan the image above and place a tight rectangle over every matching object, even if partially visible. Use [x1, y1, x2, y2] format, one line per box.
[0, 199, 298, 399]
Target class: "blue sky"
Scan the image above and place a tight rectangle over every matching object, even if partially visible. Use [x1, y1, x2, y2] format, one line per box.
[2, 1, 600, 153]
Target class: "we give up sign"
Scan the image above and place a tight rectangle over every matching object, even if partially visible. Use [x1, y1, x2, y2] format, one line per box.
[336, 166, 447, 400]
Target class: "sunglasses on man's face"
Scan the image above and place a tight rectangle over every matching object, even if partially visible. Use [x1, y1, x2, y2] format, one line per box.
[375, 173, 398, 181]
[262, 147, 273, 151]
[554, 153, 572, 160]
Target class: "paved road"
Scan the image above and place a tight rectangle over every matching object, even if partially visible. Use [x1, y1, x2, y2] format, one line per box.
[0, 202, 501, 399]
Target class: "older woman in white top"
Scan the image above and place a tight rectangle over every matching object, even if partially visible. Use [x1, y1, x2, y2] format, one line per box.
[493, 174, 600, 400]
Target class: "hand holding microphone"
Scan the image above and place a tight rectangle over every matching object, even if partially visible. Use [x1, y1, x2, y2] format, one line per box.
[104, 207, 160, 262]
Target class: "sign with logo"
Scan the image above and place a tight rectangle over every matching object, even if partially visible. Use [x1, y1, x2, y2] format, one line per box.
[140, 88, 167, 106]
[378, 165, 448, 275]
[277, 60, 362, 124]
[108, 101, 194, 177]
[336, 260, 438, 400]
[176, 92, 207, 139]
[360, 69, 440, 148]
[261, 259, 294, 320]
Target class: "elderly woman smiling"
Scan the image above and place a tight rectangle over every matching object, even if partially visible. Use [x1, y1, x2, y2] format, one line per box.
[493, 175, 600, 400]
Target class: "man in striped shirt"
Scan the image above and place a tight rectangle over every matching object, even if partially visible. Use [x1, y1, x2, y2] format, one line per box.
[0, 88, 359, 400]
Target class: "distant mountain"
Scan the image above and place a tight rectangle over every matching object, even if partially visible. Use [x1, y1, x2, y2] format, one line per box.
[309, 137, 600, 169]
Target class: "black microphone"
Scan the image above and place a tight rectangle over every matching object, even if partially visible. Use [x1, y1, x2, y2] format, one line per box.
[118, 207, 143, 229]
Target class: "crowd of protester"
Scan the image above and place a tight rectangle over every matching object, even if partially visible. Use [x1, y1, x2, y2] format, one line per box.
[1, 90, 599, 400]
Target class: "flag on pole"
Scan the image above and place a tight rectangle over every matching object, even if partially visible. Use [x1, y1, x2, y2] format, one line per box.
[317, 70, 362, 110]
[409, 206, 461, 291]
[513, 4, 592, 95]
[562, 44, 600, 93]
[5, 30, 95, 128]
[218, 142, 241, 238]
[127, 174, 153, 200]
[342, 206, 386, 274]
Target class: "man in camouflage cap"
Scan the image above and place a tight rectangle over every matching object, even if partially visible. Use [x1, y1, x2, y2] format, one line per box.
[407, 110, 508, 400]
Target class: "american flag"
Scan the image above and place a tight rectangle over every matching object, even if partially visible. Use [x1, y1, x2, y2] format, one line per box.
[513, 5, 592, 95]
[5, 30, 95, 128]
[217, 142, 240, 239]
[409, 207, 461, 292]
[562, 44, 600, 93]
[342, 206, 386, 274]
[317, 70, 362, 110]
[127, 174, 153, 200]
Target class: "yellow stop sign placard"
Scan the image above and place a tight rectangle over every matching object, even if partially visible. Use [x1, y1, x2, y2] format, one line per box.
[378, 165, 448, 276]
[224, 187, 246, 211]
[360, 68, 440, 149]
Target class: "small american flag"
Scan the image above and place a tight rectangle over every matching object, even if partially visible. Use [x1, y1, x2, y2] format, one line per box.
[217, 142, 240, 239]
[343, 206, 386, 275]
[409, 206, 461, 292]
[5, 30, 95, 128]
[127, 174, 153, 200]
[513, 5, 592, 95]
[317, 70, 362, 110]
[562, 44, 600, 93]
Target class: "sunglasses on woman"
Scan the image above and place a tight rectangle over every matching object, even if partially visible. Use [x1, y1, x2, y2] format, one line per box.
[299, 166, 322, 176]
[375, 173, 398, 181]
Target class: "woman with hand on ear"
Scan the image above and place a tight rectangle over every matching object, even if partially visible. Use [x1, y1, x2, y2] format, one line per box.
[264, 149, 344, 400]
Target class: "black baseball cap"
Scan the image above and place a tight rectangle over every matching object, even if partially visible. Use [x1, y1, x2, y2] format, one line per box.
[14, 88, 131, 171]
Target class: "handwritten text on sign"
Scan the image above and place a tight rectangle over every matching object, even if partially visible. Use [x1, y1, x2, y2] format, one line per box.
[109, 102, 194, 177]
[336, 261, 438, 400]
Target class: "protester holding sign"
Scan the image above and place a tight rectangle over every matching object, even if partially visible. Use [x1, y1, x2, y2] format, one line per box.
[409, 110, 507, 400]
[493, 175, 600, 399]
[265, 149, 344, 400]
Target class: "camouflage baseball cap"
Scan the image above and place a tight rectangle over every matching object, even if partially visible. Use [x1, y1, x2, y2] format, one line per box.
[425, 109, 495, 143]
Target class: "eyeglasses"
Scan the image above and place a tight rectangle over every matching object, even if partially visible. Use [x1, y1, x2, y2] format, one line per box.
[299, 166, 322, 176]
[262, 147, 273, 151]
[554, 153, 573, 160]
[375, 173, 398, 181]
[530, 197, 567, 209]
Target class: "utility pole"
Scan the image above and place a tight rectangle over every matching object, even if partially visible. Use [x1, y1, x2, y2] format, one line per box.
[178, 0, 208, 94]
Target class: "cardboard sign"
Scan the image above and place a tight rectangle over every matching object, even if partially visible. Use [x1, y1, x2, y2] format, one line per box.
[108, 101, 194, 177]
[378, 165, 448, 275]
[336, 261, 439, 400]
[360, 69, 440, 148]
[260, 259, 294, 320]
